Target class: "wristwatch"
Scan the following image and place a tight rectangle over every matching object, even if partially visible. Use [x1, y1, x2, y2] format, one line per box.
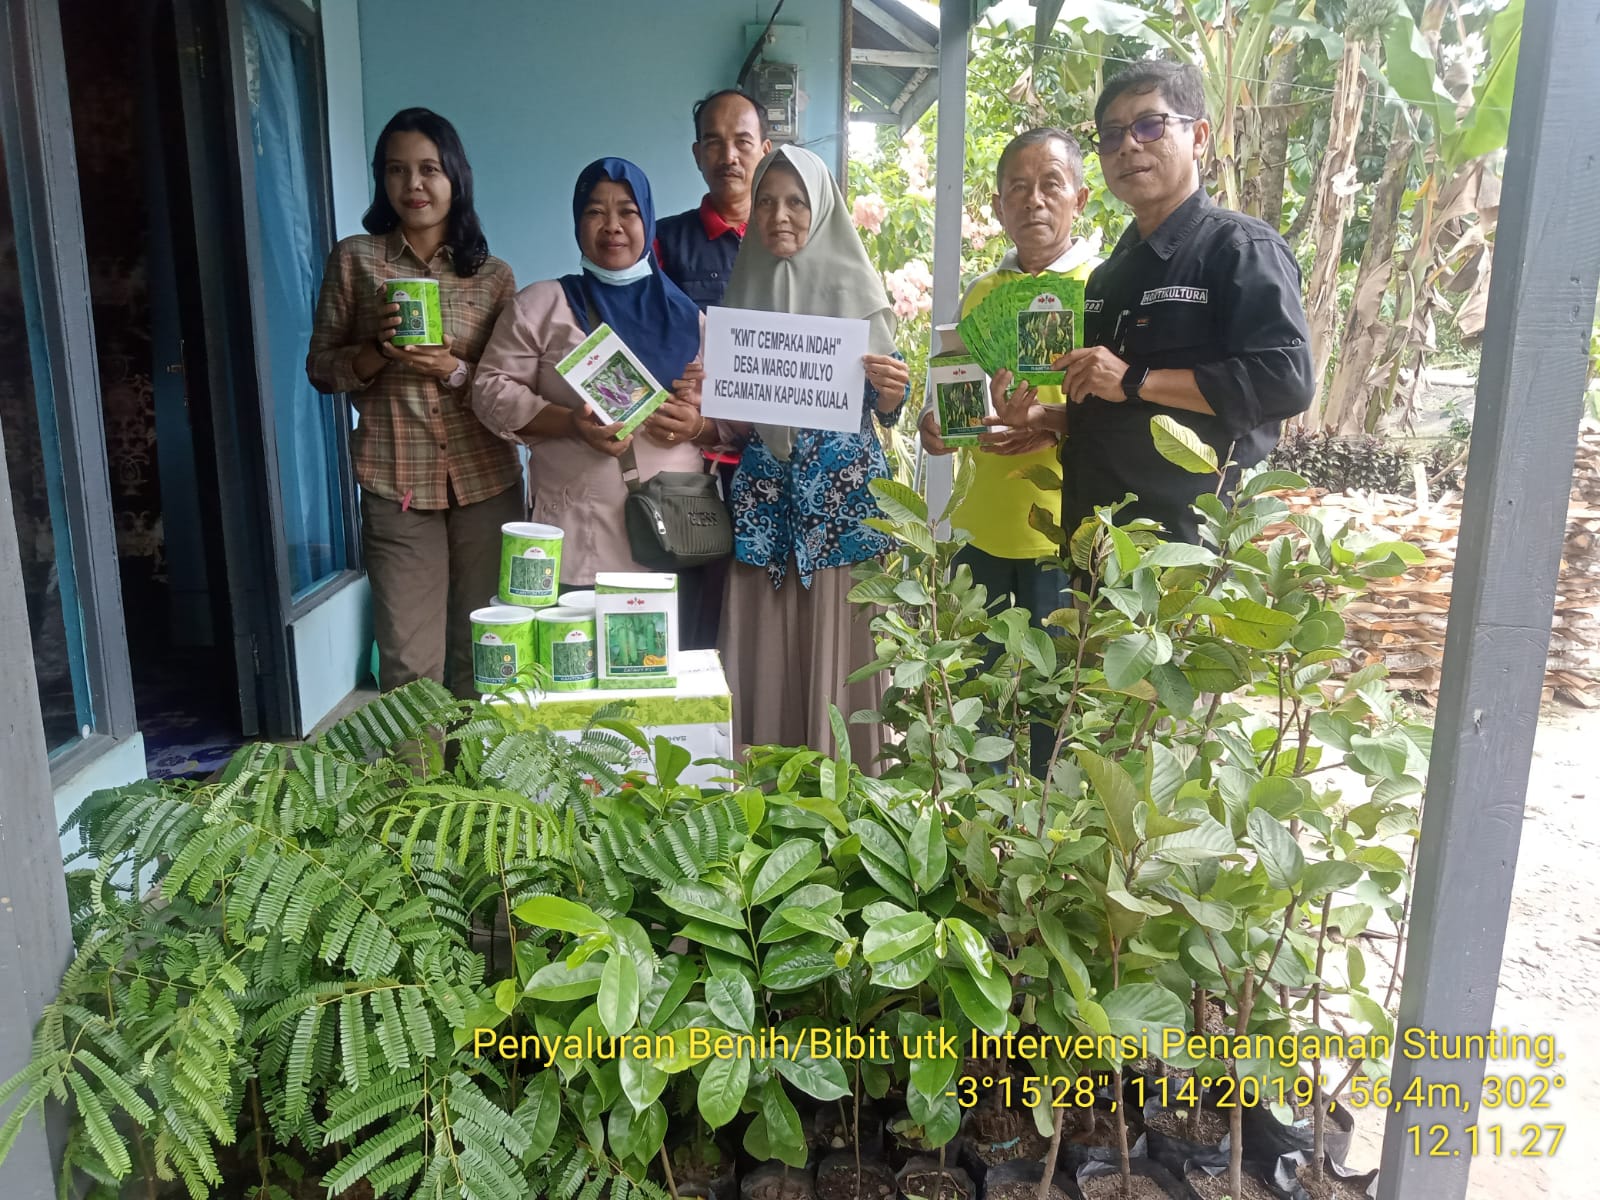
[444, 361, 469, 390]
[1122, 364, 1150, 402]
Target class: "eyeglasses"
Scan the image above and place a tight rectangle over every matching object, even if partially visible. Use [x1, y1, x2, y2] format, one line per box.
[1092, 113, 1199, 154]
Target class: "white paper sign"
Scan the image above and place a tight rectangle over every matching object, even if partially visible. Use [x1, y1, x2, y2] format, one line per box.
[702, 306, 869, 433]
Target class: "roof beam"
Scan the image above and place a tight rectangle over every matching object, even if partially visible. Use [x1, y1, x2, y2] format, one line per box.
[1376, 2, 1600, 1196]
[851, 47, 939, 69]
[854, 0, 935, 51]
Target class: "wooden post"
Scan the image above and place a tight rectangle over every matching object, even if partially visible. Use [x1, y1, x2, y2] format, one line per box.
[925, 0, 969, 519]
[0, 423, 74, 1197]
[1377, 3, 1600, 1198]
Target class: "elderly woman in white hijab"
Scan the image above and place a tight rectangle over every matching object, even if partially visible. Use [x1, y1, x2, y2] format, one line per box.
[717, 144, 910, 766]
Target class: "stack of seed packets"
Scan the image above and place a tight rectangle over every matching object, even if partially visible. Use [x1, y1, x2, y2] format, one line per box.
[927, 324, 992, 448]
[956, 273, 1087, 388]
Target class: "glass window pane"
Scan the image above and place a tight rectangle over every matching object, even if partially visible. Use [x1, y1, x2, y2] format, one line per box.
[244, 0, 347, 599]
[1, 126, 93, 751]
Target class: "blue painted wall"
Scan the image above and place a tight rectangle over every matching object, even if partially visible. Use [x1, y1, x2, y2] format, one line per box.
[354, 0, 845, 285]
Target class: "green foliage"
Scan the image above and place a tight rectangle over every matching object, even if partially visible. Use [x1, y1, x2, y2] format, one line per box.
[0, 683, 642, 1199]
[852, 423, 1424, 1189]
[8, 427, 1431, 1200]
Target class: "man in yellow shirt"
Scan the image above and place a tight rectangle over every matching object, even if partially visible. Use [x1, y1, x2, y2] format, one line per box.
[921, 127, 1096, 776]
[922, 127, 1096, 604]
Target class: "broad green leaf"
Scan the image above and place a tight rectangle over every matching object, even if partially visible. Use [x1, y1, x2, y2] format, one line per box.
[1021, 627, 1057, 675]
[946, 966, 1009, 1036]
[773, 1042, 851, 1100]
[521, 1070, 561, 1161]
[906, 1079, 963, 1146]
[1037, 914, 1090, 1002]
[1145, 815, 1235, 865]
[943, 916, 994, 978]
[1249, 776, 1308, 820]
[1102, 983, 1187, 1056]
[909, 810, 949, 892]
[1349, 845, 1407, 874]
[1238, 469, 1310, 501]
[1105, 632, 1163, 690]
[1107, 888, 1170, 916]
[704, 970, 757, 1033]
[698, 1050, 749, 1128]
[1148, 662, 1197, 718]
[619, 1051, 668, 1111]
[676, 920, 754, 961]
[524, 958, 605, 1002]
[870, 477, 930, 524]
[640, 955, 694, 1029]
[512, 895, 608, 935]
[1077, 748, 1139, 855]
[661, 882, 744, 930]
[1302, 859, 1364, 899]
[1143, 541, 1218, 569]
[970, 735, 1015, 763]
[863, 912, 936, 963]
[1077, 997, 1112, 1036]
[1013, 462, 1063, 491]
[1292, 610, 1347, 654]
[894, 579, 932, 606]
[1381, 9, 1457, 135]
[751, 841, 822, 907]
[909, 1039, 960, 1098]
[871, 944, 936, 990]
[850, 819, 910, 878]
[493, 978, 518, 1015]
[1151, 415, 1219, 474]
[759, 1078, 808, 1167]
[1148, 742, 1189, 809]
[599, 953, 640, 1036]
[1247, 808, 1305, 892]
[761, 936, 840, 991]
[1165, 891, 1237, 932]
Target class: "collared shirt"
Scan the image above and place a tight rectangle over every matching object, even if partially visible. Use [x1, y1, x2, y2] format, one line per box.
[696, 194, 747, 241]
[306, 230, 521, 510]
[655, 195, 745, 312]
[1069, 189, 1313, 543]
[944, 239, 1100, 559]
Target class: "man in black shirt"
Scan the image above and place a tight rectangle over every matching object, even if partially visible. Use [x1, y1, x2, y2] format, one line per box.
[993, 60, 1313, 544]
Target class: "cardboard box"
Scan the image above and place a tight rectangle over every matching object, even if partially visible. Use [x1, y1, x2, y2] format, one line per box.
[493, 649, 733, 787]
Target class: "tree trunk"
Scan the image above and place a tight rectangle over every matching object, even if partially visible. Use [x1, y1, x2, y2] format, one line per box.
[1227, 971, 1257, 1200]
[1321, 112, 1416, 431]
[1304, 37, 1369, 419]
[1242, 43, 1299, 228]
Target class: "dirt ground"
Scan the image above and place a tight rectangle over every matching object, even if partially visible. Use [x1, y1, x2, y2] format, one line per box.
[1336, 703, 1600, 1198]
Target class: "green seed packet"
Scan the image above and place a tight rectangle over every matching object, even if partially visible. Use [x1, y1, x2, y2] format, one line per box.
[928, 351, 991, 447]
[556, 323, 671, 439]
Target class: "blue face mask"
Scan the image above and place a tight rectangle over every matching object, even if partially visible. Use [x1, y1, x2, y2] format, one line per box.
[579, 254, 653, 286]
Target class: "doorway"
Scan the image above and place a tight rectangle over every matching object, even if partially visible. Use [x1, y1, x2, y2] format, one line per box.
[58, 0, 246, 777]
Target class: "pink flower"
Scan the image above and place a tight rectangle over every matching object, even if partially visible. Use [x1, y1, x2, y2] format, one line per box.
[852, 193, 888, 234]
[884, 259, 933, 319]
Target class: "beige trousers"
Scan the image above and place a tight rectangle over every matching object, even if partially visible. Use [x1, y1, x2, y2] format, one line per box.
[361, 484, 525, 699]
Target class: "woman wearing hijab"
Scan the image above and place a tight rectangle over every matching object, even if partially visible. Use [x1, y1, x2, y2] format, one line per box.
[473, 159, 714, 598]
[719, 145, 910, 766]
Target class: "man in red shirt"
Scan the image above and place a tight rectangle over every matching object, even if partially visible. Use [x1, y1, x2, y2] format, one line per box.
[655, 88, 772, 310]
[655, 89, 772, 650]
